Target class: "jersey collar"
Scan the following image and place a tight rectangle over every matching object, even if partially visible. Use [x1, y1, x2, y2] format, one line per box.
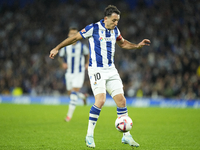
[100, 19, 106, 29]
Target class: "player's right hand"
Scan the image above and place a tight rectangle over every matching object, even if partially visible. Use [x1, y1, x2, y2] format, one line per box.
[49, 48, 59, 59]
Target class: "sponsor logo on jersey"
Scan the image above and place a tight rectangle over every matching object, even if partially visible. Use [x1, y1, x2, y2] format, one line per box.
[99, 37, 103, 41]
[99, 37, 115, 42]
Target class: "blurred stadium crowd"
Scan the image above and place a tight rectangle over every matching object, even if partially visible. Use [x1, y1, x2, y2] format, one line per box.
[0, 0, 200, 100]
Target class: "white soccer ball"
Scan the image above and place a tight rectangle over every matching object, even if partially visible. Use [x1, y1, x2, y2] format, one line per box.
[115, 115, 133, 132]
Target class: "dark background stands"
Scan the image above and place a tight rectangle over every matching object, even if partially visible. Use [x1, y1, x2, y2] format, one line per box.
[0, 0, 200, 100]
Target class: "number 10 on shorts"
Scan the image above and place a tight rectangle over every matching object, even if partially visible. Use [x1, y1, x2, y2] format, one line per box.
[94, 73, 101, 81]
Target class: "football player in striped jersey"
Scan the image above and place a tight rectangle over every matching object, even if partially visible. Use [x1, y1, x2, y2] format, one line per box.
[50, 5, 150, 148]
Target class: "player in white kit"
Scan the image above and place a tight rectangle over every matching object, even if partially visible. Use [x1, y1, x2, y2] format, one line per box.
[59, 27, 89, 122]
[49, 5, 150, 148]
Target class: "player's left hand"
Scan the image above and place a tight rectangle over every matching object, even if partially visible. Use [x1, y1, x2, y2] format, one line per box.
[49, 48, 59, 59]
[137, 39, 151, 49]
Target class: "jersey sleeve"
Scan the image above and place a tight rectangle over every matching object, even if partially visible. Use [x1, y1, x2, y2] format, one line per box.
[79, 24, 94, 39]
[59, 47, 65, 57]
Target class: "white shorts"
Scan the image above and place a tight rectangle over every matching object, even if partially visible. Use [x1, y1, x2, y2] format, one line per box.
[65, 72, 85, 91]
[88, 67, 124, 97]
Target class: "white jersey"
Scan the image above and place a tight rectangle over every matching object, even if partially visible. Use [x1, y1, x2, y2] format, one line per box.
[59, 41, 89, 74]
[79, 19, 122, 68]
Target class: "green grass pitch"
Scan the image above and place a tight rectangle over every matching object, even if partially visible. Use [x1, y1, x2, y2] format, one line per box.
[0, 103, 200, 150]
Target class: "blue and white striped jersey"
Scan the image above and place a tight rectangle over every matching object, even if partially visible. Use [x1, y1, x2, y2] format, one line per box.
[59, 41, 89, 74]
[79, 19, 122, 68]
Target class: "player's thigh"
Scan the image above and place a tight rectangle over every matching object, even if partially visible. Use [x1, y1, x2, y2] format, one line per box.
[71, 73, 85, 88]
[88, 68, 106, 96]
[106, 73, 124, 98]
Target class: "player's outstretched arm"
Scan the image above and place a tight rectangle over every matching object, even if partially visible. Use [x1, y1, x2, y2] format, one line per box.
[49, 33, 83, 59]
[117, 38, 151, 50]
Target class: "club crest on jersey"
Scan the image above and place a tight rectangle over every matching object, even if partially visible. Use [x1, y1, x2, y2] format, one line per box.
[94, 82, 97, 85]
[81, 28, 86, 33]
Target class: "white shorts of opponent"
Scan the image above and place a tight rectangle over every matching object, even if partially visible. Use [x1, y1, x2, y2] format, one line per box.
[88, 67, 124, 98]
[65, 72, 85, 91]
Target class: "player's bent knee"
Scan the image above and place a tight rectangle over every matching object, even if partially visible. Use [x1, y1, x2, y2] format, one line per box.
[98, 99, 106, 106]
[94, 93, 106, 108]
[112, 89, 126, 107]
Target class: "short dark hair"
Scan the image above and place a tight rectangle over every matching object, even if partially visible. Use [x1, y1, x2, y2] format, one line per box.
[104, 5, 121, 17]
